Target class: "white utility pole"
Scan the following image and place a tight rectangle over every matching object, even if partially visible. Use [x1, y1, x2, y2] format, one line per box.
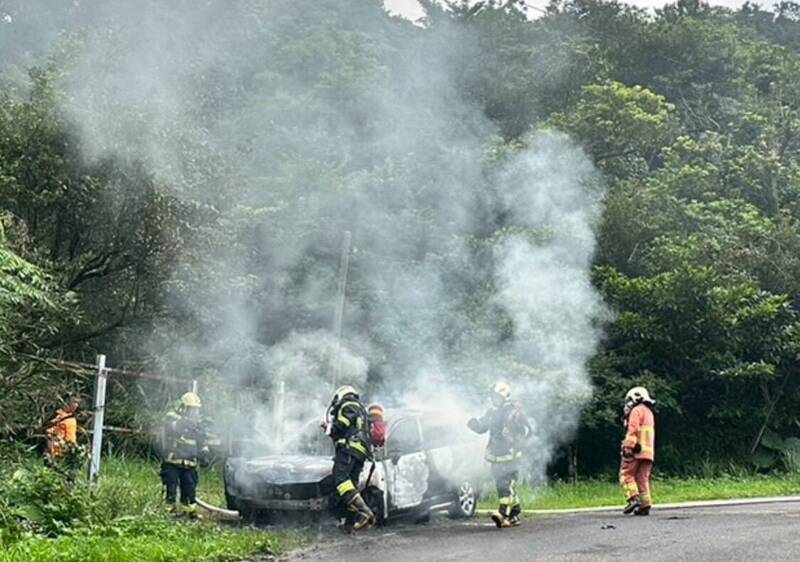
[331, 230, 352, 390]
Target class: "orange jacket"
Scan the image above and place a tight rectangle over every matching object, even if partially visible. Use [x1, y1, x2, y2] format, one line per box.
[623, 404, 655, 461]
[47, 409, 78, 457]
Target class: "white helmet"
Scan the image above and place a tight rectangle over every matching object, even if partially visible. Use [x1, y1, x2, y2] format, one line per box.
[490, 382, 512, 401]
[332, 385, 359, 404]
[180, 392, 202, 409]
[625, 386, 654, 406]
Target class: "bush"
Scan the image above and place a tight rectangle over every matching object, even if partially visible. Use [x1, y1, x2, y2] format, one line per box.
[0, 464, 94, 542]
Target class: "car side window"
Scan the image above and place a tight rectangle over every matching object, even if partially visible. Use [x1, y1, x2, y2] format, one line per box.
[387, 418, 422, 455]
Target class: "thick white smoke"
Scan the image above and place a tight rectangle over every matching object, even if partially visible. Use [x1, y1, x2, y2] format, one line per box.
[3, 0, 605, 483]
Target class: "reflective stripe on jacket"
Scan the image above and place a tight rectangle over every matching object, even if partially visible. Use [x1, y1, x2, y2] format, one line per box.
[162, 410, 207, 467]
[329, 399, 372, 460]
[623, 403, 655, 461]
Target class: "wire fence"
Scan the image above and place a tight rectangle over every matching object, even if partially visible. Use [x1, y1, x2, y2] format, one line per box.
[11, 353, 285, 481]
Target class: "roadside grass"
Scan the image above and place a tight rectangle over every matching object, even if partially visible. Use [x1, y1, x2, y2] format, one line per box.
[94, 455, 228, 516]
[478, 472, 800, 510]
[0, 517, 295, 562]
[0, 453, 302, 562]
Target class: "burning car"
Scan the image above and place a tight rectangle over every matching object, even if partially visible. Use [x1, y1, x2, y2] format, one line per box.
[224, 410, 481, 524]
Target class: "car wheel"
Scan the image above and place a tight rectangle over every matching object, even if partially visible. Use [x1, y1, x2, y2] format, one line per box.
[448, 480, 478, 519]
[362, 486, 386, 526]
[414, 511, 431, 524]
[224, 490, 239, 511]
[237, 502, 257, 521]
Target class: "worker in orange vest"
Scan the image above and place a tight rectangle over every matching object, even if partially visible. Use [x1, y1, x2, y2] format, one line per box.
[619, 386, 656, 515]
[46, 397, 81, 459]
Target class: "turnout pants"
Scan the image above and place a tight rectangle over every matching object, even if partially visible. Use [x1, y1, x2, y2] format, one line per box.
[161, 462, 198, 507]
[491, 461, 520, 518]
[620, 458, 653, 507]
[333, 448, 365, 509]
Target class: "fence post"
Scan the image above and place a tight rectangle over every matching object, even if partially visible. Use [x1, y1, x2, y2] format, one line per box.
[89, 354, 108, 483]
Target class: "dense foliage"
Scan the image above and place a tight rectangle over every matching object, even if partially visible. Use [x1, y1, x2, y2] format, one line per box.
[0, 448, 292, 560]
[1, 0, 800, 476]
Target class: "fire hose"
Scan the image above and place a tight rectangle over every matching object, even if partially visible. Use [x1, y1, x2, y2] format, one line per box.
[196, 497, 240, 519]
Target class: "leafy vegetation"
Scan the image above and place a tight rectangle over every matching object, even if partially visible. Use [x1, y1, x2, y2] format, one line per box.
[0, 451, 297, 562]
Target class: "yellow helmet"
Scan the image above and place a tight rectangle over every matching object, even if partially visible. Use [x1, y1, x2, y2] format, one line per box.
[332, 385, 358, 404]
[625, 386, 653, 405]
[180, 392, 202, 409]
[490, 381, 512, 401]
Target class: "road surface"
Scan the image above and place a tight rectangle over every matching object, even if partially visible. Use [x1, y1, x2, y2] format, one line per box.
[283, 500, 800, 561]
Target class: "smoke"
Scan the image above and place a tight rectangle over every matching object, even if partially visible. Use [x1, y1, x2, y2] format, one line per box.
[1, 0, 605, 483]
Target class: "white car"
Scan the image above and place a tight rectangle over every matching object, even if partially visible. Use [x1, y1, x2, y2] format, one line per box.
[224, 410, 481, 524]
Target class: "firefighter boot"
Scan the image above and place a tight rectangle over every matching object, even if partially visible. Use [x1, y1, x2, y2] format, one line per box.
[623, 495, 641, 515]
[182, 503, 201, 520]
[634, 505, 651, 516]
[491, 510, 513, 528]
[347, 493, 375, 531]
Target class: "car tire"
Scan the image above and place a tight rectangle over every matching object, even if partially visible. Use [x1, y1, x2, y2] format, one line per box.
[237, 502, 257, 521]
[224, 490, 239, 512]
[448, 480, 478, 519]
[414, 511, 431, 524]
[362, 486, 386, 526]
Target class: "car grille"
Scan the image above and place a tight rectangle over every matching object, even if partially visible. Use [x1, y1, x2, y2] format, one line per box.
[262, 480, 332, 500]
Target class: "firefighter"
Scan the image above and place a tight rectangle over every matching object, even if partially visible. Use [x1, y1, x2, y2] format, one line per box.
[45, 397, 80, 460]
[160, 392, 211, 518]
[367, 403, 386, 449]
[619, 386, 656, 516]
[324, 385, 375, 531]
[468, 382, 531, 528]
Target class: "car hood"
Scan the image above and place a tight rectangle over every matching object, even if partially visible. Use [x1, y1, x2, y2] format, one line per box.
[226, 455, 333, 486]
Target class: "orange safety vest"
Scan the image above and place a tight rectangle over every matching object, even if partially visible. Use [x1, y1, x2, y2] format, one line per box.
[623, 404, 655, 461]
[47, 409, 78, 457]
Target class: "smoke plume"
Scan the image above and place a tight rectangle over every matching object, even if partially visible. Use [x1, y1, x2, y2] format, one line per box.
[1, 0, 605, 482]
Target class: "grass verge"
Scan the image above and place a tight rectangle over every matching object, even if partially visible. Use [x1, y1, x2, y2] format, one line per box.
[0, 452, 302, 562]
[0, 517, 295, 562]
[478, 473, 800, 510]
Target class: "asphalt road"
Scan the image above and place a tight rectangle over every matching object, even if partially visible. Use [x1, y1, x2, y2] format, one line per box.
[284, 501, 800, 562]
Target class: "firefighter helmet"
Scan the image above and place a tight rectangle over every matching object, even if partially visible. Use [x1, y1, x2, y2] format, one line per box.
[624, 386, 654, 405]
[490, 382, 512, 401]
[368, 403, 385, 419]
[180, 392, 202, 409]
[332, 385, 359, 404]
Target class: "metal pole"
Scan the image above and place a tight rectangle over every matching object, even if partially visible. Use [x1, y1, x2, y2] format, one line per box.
[191, 380, 198, 394]
[274, 380, 286, 450]
[331, 231, 352, 390]
[89, 354, 108, 483]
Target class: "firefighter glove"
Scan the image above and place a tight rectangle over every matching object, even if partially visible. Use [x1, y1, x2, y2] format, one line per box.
[467, 418, 480, 432]
[199, 447, 212, 467]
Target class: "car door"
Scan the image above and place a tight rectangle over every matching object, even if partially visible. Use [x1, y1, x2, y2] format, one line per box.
[384, 416, 429, 509]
